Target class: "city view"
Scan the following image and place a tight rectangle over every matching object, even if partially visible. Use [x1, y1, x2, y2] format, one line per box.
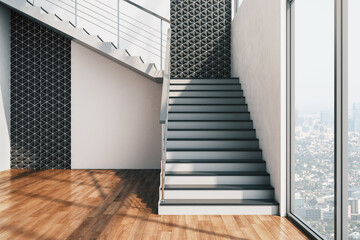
[294, 103, 360, 239]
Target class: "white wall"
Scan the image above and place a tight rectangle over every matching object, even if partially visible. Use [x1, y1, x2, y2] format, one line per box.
[231, 0, 287, 215]
[0, 4, 11, 172]
[71, 42, 162, 169]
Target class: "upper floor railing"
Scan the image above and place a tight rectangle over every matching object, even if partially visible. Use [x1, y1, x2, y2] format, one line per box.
[31, 0, 170, 70]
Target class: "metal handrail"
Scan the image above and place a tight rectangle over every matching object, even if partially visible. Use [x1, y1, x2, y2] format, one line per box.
[123, 0, 170, 24]
[31, 0, 170, 70]
[160, 28, 171, 202]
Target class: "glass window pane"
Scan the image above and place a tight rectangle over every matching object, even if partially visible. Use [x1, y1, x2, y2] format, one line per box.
[293, 0, 334, 238]
[348, 0, 360, 238]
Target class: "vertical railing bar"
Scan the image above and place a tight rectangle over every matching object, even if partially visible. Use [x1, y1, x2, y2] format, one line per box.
[75, 0, 78, 27]
[117, 0, 120, 49]
[160, 19, 163, 70]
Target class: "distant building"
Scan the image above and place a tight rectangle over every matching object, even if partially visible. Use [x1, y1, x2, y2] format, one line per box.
[320, 111, 334, 126]
[349, 198, 360, 214]
[295, 198, 306, 208]
[353, 103, 360, 131]
[296, 208, 322, 221]
[323, 211, 333, 221]
[349, 118, 355, 132]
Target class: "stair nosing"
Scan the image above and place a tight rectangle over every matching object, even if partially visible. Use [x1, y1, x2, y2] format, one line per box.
[170, 90, 243, 92]
[163, 185, 274, 190]
[165, 171, 270, 176]
[169, 104, 247, 106]
[168, 120, 253, 122]
[167, 129, 256, 131]
[169, 96, 244, 98]
[166, 159, 266, 163]
[167, 148, 261, 151]
[166, 139, 259, 141]
[168, 111, 250, 114]
[159, 199, 279, 206]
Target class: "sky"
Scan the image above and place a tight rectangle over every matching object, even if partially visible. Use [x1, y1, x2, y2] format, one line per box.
[294, 0, 360, 114]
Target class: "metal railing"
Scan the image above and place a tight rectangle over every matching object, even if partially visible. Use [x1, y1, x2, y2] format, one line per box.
[31, 0, 170, 70]
[160, 28, 171, 202]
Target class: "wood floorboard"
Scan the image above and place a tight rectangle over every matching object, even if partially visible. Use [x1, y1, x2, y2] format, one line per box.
[0, 169, 309, 240]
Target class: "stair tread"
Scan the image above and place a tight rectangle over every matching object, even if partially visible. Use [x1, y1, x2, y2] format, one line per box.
[165, 171, 269, 176]
[168, 112, 250, 113]
[170, 90, 243, 92]
[169, 96, 244, 98]
[168, 120, 252, 122]
[169, 104, 247, 106]
[170, 83, 240, 85]
[167, 149, 262, 152]
[168, 129, 255, 131]
[170, 78, 240, 80]
[160, 199, 278, 206]
[166, 159, 265, 163]
[163, 184, 274, 190]
[167, 139, 259, 141]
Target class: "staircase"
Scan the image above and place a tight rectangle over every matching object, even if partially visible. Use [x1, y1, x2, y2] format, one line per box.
[158, 78, 279, 215]
[0, 0, 163, 82]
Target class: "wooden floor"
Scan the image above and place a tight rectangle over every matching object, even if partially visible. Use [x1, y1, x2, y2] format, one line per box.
[0, 169, 308, 240]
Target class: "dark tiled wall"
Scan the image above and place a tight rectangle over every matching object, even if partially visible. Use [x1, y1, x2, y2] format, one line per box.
[10, 11, 71, 169]
[170, 0, 231, 79]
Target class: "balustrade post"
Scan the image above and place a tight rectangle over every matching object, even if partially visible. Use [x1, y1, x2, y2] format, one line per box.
[160, 19, 163, 70]
[75, 0, 78, 27]
[117, 0, 120, 49]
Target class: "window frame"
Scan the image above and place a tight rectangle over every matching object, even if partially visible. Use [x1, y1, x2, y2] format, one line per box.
[286, 0, 349, 239]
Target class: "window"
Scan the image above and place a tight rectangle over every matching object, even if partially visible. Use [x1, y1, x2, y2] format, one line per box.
[292, 0, 335, 238]
[288, 0, 353, 239]
[348, 0, 360, 238]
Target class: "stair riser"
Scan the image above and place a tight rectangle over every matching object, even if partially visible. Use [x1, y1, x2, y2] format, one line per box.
[168, 113, 251, 121]
[158, 205, 279, 215]
[165, 163, 266, 172]
[168, 121, 253, 130]
[167, 140, 259, 149]
[169, 98, 246, 105]
[162, 189, 274, 200]
[169, 91, 243, 97]
[165, 176, 270, 185]
[170, 79, 240, 85]
[169, 85, 242, 91]
[167, 130, 257, 139]
[169, 105, 248, 112]
[166, 151, 262, 160]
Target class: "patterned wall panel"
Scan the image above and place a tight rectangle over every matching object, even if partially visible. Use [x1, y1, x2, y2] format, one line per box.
[10, 11, 71, 169]
[170, 0, 231, 79]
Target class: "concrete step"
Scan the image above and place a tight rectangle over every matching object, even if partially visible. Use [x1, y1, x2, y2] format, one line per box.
[166, 140, 259, 150]
[167, 130, 257, 139]
[170, 79, 239, 85]
[168, 105, 248, 112]
[169, 97, 246, 105]
[169, 91, 243, 98]
[165, 160, 266, 172]
[166, 150, 262, 160]
[168, 112, 251, 121]
[162, 185, 274, 200]
[168, 120, 253, 130]
[165, 171, 270, 185]
[169, 85, 242, 91]
[158, 199, 279, 215]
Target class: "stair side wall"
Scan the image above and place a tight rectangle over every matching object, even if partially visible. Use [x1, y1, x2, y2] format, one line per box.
[0, 3, 11, 171]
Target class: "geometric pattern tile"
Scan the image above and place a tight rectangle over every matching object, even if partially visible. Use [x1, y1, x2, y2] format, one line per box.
[10, 11, 71, 169]
[170, 0, 231, 79]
